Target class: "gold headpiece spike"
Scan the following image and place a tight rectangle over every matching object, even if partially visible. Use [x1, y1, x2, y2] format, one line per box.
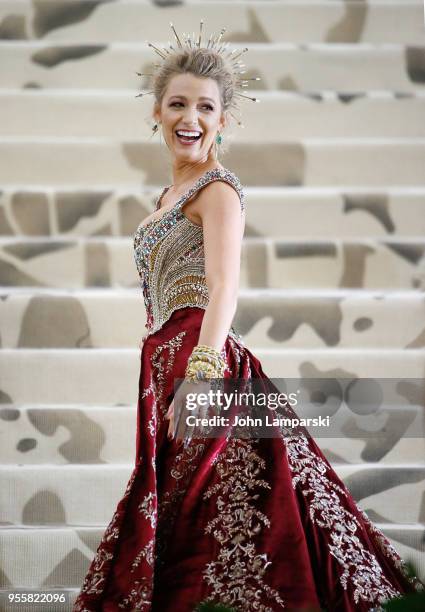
[225, 49, 238, 59]
[216, 27, 226, 45]
[135, 91, 154, 98]
[229, 110, 244, 127]
[234, 92, 260, 102]
[147, 42, 167, 60]
[237, 77, 260, 83]
[198, 20, 203, 48]
[230, 47, 249, 62]
[206, 33, 213, 49]
[170, 22, 183, 48]
[211, 28, 224, 50]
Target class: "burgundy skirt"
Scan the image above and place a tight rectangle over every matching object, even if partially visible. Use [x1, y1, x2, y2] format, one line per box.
[73, 306, 423, 612]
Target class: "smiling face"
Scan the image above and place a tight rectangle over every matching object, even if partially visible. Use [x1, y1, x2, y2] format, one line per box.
[153, 72, 226, 163]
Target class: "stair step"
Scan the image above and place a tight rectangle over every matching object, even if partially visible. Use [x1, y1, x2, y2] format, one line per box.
[1, 464, 423, 527]
[1, 403, 423, 466]
[1, 42, 424, 92]
[1, 349, 425, 404]
[1, 185, 424, 239]
[1, 237, 424, 290]
[0, 0, 422, 44]
[1, 288, 424, 349]
[1, 139, 425, 187]
[0, 524, 423, 591]
[2, 91, 425, 139]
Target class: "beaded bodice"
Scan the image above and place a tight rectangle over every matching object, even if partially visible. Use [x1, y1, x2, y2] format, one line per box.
[133, 167, 246, 339]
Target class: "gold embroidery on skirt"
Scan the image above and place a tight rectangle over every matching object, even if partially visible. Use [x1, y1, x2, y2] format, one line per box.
[283, 433, 403, 604]
[201, 438, 286, 611]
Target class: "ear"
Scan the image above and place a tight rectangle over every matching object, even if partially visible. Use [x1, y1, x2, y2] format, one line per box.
[153, 101, 161, 124]
[219, 110, 227, 132]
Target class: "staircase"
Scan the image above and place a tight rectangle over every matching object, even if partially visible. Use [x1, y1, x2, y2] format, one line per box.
[0, 1, 424, 609]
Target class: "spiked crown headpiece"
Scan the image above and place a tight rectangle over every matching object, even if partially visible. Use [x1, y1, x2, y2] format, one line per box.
[135, 20, 261, 128]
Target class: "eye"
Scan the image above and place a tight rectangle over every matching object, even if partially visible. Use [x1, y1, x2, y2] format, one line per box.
[169, 102, 213, 110]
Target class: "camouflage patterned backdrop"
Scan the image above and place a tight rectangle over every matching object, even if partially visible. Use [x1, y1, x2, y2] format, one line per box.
[0, 1, 424, 609]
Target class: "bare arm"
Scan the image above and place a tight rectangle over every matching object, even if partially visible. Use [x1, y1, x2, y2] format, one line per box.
[194, 180, 245, 352]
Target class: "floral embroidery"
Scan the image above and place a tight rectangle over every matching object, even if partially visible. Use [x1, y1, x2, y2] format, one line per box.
[75, 468, 139, 603]
[358, 508, 425, 593]
[131, 538, 155, 573]
[155, 441, 207, 569]
[283, 433, 403, 604]
[150, 330, 187, 417]
[117, 577, 152, 610]
[78, 548, 114, 597]
[201, 438, 286, 611]
[147, 412, 155, 437]
[138, 492, 157, 529]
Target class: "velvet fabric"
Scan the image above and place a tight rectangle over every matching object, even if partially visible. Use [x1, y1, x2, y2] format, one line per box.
[73, 306, 423, 612]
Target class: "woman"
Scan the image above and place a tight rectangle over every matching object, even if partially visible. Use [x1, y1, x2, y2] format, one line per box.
[73, 23, 424, 612]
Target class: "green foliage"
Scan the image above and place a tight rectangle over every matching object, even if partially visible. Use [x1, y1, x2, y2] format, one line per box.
[381, 560, 425, 611]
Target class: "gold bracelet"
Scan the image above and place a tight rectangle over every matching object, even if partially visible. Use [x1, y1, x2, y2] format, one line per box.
[185, 344, 226, 382]
[187, 345, 225, 365]
[186, 357, 225, 380]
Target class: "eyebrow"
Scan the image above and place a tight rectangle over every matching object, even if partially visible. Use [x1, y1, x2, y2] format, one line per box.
[169, 95, 215, 103]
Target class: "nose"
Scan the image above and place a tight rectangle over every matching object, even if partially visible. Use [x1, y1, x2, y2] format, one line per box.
[182, 108, 198, 126]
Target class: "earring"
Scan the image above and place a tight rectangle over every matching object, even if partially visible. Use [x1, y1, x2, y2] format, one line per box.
[152, 123, 159, 134]
[215, 132, 222, 145]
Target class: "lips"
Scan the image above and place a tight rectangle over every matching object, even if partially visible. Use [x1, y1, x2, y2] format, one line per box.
[175, 129, 202, 144]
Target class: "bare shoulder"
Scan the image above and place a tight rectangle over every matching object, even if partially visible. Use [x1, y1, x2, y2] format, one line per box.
[197, 179, 242, 218]
[181, 169, 246, 227]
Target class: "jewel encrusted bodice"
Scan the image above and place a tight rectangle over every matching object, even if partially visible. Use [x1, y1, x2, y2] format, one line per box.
[133, 167, 246, 339]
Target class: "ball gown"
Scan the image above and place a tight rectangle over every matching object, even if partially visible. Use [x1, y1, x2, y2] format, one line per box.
[73, 167, 424, 612]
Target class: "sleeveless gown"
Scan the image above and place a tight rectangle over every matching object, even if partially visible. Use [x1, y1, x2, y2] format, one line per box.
[73, 167, 424, 612]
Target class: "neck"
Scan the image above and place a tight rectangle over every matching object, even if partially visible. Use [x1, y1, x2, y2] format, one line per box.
[170, 153, 220, 190]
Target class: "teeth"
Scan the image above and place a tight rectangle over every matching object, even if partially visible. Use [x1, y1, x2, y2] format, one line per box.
[176, 130, 201, 137]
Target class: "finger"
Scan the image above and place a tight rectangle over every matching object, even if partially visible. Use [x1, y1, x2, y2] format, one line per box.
[175, 396, 186, 445]
[167, 413, 174, 439]
[165, 401, 174, 420]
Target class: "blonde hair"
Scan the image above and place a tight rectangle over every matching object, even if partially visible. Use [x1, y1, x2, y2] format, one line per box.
[152, 47, 237, 155]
